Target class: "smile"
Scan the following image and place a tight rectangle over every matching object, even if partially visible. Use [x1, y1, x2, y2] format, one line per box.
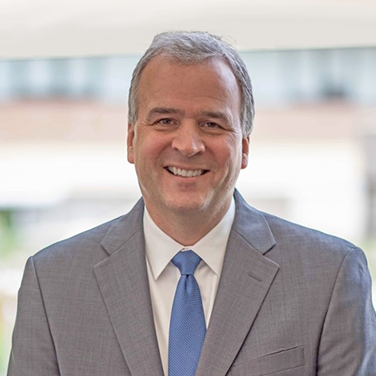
[166, 166, 207, 177]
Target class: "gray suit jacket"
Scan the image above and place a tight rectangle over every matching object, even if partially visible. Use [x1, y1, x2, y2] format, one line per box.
[8, 191, 376, 376]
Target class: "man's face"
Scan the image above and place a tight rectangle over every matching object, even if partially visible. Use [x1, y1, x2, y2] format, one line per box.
[127, 56, 249, 219]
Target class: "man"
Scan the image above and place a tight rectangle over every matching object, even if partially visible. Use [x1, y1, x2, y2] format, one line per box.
[8, 31, 376, 376]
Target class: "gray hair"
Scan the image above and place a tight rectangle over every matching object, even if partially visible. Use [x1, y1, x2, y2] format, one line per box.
[128, 31, 255, 137]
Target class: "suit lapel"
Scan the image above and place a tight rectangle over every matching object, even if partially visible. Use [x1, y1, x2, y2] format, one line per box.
[94, 199, 164, 376]
[92, 192, 279, 376]
[196, 191, 280, 376]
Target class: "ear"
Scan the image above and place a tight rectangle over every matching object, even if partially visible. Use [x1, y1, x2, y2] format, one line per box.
[241, 136, 250, 169]
[127, 123, 135, 164]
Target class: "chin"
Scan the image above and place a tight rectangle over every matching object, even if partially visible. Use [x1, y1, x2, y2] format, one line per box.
[164, 193, 210, 214]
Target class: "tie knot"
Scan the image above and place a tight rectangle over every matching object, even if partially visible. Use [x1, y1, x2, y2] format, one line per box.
[171, 250, 201, 275]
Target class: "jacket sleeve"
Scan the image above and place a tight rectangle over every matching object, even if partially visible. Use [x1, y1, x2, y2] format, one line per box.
[317, 246, 376, 375]
[7, 256, 60, 376]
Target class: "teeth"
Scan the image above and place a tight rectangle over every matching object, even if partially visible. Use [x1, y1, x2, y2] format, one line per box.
[167, 167, 204, 177]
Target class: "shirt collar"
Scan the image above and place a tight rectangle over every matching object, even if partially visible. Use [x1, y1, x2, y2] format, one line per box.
[144, 197, 235, 280]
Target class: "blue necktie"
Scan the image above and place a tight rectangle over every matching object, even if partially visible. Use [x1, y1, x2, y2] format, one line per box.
[168, 250, 206, 376]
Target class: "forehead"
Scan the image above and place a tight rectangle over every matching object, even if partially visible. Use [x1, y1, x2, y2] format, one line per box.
[136, 56, 241, 113]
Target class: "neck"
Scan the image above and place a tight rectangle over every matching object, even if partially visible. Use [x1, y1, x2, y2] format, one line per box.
[145, 200, 232, 246]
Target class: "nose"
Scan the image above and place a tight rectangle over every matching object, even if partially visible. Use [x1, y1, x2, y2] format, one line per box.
[171, 123, 205, 157]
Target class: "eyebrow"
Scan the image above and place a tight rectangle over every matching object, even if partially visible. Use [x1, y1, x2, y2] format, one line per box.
[145, 107, 184, 121]
[197, 110, 232, 124]
[145, 107, 232, 124]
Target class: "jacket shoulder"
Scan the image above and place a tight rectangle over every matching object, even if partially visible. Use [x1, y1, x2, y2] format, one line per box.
[32, 216, 122, 267]
[32, 198, 144, 266]
[262, 210, 361, 261]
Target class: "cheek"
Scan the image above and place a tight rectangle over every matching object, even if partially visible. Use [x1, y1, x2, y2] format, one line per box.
[218, 139, 243, 165]
[134, 137, 166, 166]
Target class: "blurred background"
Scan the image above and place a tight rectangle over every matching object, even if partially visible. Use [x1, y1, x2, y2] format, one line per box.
[1, 0, 376, 373]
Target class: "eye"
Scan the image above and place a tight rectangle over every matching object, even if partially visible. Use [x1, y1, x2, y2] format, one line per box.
[202, 121, 221, 129]
[156, 118, 174, 126]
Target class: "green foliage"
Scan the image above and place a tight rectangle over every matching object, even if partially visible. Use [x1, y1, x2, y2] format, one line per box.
[0, 211, 19, 260]
[0, 314, 10, 376]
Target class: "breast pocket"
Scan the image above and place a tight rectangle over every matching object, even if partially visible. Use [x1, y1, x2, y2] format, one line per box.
[228, 346, 305, 376]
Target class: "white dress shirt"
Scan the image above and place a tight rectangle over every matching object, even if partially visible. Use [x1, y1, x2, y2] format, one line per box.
[144, 198, 235, 376]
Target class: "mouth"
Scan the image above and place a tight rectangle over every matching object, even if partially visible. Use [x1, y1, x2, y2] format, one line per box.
[165, 166, 209, 178]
